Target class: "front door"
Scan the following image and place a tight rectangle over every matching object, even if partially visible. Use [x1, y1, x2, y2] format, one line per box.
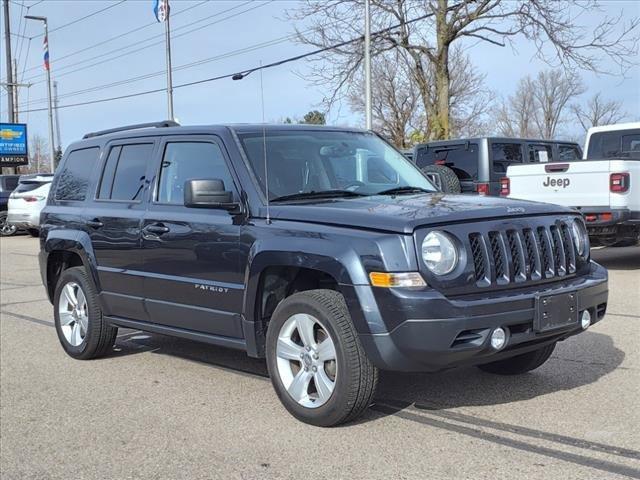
[140, 136, 245, 338]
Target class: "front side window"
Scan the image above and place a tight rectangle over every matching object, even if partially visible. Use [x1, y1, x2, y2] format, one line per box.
[157, 141, 235, 205]
[98, 143, 153, 201]
[55, 147, 100, 201]
[237, 130, 436, 200]
[528, 144, 553, 163]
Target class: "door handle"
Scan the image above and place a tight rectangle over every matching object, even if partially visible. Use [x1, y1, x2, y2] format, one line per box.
[86, 219, 104, 229]
[144, 223, 170, 235]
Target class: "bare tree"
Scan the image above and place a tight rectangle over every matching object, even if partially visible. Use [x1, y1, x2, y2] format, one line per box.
[496, 69, 584, 139]
[19, 134, 50, 174]
[288, 0, 639, 140]
[571, 93, 627, 131]
[532, 69, 585, 139]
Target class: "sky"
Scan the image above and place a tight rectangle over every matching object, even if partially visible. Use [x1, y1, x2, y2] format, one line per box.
[1, 0, 639, 153]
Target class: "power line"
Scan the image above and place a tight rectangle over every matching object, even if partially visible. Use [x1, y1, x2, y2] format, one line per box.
[21, 10, 437, 114]
[20, 1, 263, 84]
[32, 0, 127, 38]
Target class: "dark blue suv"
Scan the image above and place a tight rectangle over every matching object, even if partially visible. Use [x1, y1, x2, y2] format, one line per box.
[39, 122, 608, 426]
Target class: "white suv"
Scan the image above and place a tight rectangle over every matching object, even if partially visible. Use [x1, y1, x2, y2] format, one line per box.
[7, 174, 54, 237]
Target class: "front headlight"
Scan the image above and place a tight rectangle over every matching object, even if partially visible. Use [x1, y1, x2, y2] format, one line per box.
[421, 231, 458, 275]
[571, 219, 589, 257]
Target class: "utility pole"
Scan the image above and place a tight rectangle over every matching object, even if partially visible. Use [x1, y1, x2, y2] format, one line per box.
[12, 59, 19, 120]
[364, 0, 372, 130]
[3, 0, 15, 123]
[164, 4, 174, 120]
[25, 15, 55, 173]
[53, 82, 62, 154]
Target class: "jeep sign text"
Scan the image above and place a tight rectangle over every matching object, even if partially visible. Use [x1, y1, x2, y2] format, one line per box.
[543, 176, 570, 188]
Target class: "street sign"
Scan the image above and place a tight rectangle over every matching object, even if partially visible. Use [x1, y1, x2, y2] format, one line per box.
[0, 123, 29, 167]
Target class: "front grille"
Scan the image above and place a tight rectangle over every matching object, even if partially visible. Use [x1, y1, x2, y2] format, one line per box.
[469, 220, 578, 288]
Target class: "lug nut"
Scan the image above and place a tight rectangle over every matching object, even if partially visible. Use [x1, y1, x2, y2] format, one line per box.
[313, 354, 319, 360]
[305, 346, 311, 351]
[312, 366, 317, 372]
[304, 367, 308, 372]
[300, 353, 304, 359]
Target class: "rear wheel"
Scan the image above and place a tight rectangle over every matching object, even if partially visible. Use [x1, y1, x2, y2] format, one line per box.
[53, 266, 117, 359]
[0, 212, 17, 237]
[27, 228, 39, 238]
[266, 289, 378, 427]
[477, 343, 556, 375]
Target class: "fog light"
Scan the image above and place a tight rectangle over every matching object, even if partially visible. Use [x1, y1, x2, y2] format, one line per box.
[490, 327, 507, 350]
[581, 310, 591, 330]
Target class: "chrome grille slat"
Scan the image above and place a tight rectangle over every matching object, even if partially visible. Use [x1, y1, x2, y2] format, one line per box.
[469, 220, 578, 288]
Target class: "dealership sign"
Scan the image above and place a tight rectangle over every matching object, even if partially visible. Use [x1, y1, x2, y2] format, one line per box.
[0, 123, 29, 167]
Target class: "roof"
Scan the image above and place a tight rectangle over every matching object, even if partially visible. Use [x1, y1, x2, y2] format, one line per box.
[586, 122, 640, 134]
[415, 137, 580, 147]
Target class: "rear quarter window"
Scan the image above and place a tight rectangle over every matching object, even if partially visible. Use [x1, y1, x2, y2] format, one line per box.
[98, 143, 153, 201]
[491, 142, 523, 175]
[55, 147, 100, 201]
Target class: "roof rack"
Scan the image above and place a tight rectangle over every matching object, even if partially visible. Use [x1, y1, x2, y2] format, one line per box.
[82, 120, 180, 139]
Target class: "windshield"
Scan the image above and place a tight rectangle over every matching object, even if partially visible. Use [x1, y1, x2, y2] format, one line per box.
[237, 130, 436, 201]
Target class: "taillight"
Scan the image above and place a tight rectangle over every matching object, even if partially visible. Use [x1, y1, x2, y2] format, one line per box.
[585, 214, 597, 222]
[476, 183, 489, 195]
[23, 196, 44, 202]
[435, 159, 446, 165]
[500, 177, 510, 196]
[610, 173, 629, 193]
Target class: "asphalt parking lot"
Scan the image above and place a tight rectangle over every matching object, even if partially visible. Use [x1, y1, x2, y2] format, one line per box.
[0, 235, 638, 480]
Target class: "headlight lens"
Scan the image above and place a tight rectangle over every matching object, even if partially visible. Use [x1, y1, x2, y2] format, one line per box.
[571, 219, 589, 257]
[421, 231, 458, 275]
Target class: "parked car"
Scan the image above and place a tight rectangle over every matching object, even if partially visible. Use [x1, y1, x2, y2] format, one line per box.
[0, 174, 20, 236]
[505, 122, 640, 247]
[7, 173, 54, 237]
[40, 121, 607, 426]
[413, 137, 582, 195]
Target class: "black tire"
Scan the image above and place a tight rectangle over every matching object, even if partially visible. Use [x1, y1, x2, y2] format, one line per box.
[477, 343, 556, 375]
[611, 239, 638, 247]
[421, 164, 462, 193]
[266, 289, 378, 427]
[53, 266, 118, 360]
[27, 228, 40, 238]
[0, 212, 17, 237]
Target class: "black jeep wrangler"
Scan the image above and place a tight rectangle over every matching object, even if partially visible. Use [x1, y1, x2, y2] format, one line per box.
[40, 122, 608, 426]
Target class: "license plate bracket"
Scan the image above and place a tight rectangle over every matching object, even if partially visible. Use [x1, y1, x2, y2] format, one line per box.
[535, 292, 579, 332]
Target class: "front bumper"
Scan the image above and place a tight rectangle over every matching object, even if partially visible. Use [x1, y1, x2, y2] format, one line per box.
[355, 261, 608, 372]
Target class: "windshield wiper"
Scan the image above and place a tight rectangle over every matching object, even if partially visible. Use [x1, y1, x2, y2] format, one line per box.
[375, 186, 434, 196]
[270, 190, 367, 203]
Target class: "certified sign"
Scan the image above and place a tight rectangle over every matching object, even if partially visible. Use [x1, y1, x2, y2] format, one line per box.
[0, 123, 28, 166]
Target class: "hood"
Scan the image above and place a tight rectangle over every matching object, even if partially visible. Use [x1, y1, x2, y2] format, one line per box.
[266, 193, 575, 234]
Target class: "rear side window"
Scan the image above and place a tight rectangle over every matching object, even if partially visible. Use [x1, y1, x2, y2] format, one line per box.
[587, 129, 640, 159]
[55, 147, 100, 201]
[491, 143, 523, 175]
[528, 144, 553, 163]
[415, 143, 479, 180]
[157, 141, 234, 205]
[98, 143, 153, 201]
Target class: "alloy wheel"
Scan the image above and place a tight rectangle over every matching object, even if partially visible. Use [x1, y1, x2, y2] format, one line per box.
[58, 282, 89, 347]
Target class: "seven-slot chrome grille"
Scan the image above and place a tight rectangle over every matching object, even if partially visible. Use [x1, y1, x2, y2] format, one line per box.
[468, 220, 578, 288]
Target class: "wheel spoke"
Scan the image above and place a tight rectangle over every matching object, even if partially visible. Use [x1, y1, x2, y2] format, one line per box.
[317, 337, 336, 362]
[76, 288, 86, 311]
[59, 311, 75, 326]
[314, 367, 335, 402]
[72, 323, 83, 345]
[277, 337, 303, 361]
[63, 284, 77, 308]
[287, 369, 312, 402]
[294, 314, 316, 348]
[78, 315, 88, 335]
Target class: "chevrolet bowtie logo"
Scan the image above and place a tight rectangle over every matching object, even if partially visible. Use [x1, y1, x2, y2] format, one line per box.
[0, 129, 23, 140]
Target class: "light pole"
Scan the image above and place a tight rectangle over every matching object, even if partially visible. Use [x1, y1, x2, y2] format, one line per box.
[25, 15, 55, 172]
[364, 0, 372, 130]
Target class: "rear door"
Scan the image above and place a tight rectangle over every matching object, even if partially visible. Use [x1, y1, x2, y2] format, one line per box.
[140, 135, 245, 338]
[86, 139, 157, 321]
[415, 142, 479, 193]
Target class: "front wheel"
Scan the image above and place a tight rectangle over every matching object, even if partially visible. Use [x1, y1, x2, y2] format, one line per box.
[266, 290, 378, 427]
[477, 343, 556, 375]
[0, 212, 17, 237]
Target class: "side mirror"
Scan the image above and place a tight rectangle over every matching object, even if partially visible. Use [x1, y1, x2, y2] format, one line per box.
[184, 179, 237, 211]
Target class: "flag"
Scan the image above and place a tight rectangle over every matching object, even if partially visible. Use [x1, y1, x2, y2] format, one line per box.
[43, 35, 50, 70]
[153, 0, 170, 22]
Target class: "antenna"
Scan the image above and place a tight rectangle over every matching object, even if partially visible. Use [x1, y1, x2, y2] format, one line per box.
[259, 60, 271, 224]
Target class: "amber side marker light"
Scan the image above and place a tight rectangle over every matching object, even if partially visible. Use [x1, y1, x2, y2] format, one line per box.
[369, 272, 426, 288]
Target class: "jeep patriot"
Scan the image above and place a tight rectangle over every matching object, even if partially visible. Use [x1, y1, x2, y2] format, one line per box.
[40, 122, 608, 426]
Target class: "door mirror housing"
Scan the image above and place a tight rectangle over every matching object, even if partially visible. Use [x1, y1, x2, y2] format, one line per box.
[184, 179, 238, 211]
